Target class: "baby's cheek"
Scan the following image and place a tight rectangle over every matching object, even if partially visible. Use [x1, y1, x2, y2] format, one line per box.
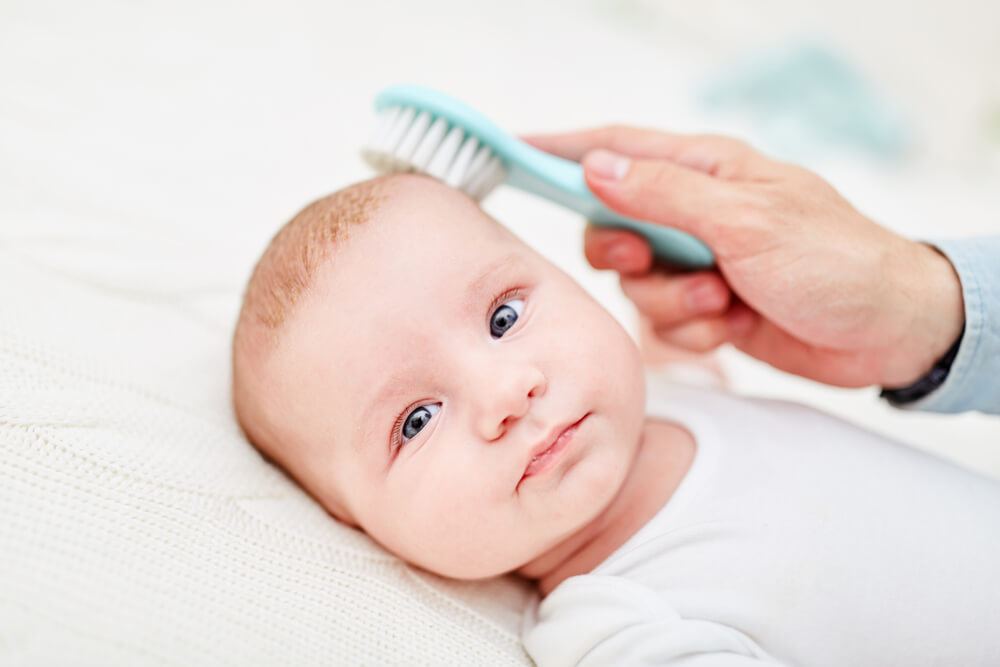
[400, 496, 522, 578]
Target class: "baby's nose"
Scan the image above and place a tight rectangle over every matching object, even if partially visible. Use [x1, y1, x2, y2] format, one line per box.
[475, 361, 547, 441]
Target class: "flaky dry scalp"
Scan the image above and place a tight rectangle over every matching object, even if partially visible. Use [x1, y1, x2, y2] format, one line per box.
[231, 175, 395, 454]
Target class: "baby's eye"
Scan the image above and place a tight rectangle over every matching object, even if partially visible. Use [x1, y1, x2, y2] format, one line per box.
[401, 403, 440, 442]
[490, 299, 524, 339]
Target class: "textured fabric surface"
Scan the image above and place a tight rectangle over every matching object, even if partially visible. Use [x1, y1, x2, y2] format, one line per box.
[0, 252, 533, 665]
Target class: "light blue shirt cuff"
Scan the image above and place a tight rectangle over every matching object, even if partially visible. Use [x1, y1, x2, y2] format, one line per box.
[902, 236, 1000, 414]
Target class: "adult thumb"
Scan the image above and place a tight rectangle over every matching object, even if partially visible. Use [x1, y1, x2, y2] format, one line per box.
[582, 149, 732, 249]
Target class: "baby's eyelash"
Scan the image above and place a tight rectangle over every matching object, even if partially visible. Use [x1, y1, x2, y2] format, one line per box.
[488, 286, 526, 319]
[390, 407, 412, 454]
[390, 401, 439, 454]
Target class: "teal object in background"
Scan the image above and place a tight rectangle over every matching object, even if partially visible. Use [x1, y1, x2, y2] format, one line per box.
[373, 84, 714, 269]
[701, 44, 909, 160]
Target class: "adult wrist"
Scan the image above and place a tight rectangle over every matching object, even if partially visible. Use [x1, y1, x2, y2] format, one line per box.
[880, 241, 965, 388]
[880, 324, 965, 405]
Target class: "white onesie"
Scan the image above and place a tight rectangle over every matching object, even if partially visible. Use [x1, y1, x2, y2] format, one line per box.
[523, 377, 1000, 666]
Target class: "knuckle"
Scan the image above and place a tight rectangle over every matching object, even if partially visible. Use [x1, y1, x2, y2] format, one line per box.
[780, 162, 821, 185]
[726, 137, 754, 156]
[691, 135, 761, 179]
[636, 163, 679, 196]
[722, 219, 770, 254]
[729, 188, 775, 225]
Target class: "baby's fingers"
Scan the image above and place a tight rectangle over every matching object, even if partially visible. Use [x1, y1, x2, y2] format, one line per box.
[620, 272, 731, 328]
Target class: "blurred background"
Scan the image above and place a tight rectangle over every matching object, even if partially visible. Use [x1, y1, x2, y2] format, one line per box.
[2, 0, 998, 473]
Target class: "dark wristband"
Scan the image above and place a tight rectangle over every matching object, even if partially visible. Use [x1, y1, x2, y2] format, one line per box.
[880, 324, 966, 406]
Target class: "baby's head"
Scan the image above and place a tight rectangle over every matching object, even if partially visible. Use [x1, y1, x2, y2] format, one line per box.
[233, 174, 646, 579]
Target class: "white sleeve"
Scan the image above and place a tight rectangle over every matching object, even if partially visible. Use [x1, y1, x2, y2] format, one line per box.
[523, 576, 790, 666]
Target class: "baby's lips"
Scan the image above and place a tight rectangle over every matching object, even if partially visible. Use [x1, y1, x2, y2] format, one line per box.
[520, 414, 588, 482]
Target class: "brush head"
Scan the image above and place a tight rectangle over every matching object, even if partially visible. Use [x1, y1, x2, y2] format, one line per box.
[362, 104, 508, 202]
[362, 105, 508, 201]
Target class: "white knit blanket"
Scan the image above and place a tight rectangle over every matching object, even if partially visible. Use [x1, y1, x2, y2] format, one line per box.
[0, 251, 533, 664]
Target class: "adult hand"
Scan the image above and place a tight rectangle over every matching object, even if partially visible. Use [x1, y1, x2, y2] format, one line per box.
[525, 126, 965, 389]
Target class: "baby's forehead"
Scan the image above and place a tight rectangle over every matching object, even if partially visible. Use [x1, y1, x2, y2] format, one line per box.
[290, 208, 536, 426]
[326, 181, 524, 274]
[377, 175, 494, 231]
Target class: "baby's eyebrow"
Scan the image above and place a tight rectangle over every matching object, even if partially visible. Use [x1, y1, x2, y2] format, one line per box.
[466, 251, 522, 302]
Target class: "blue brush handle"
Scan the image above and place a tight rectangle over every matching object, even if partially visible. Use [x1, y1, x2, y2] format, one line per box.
[503, 142, 714, 268]
[375, 84, 715, 268]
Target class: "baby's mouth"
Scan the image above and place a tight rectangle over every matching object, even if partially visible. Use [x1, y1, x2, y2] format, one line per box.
[519, 414, 589, 485]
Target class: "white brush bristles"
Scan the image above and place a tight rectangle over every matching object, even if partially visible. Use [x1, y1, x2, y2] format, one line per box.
[362, 105, 507, 201]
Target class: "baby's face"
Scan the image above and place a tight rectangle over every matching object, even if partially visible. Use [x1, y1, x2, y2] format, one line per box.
[270, 177, 645, 578]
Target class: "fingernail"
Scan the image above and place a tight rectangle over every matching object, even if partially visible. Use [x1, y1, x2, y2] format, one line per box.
[585, 150, 631, 181]
[684, 281, 726, 312]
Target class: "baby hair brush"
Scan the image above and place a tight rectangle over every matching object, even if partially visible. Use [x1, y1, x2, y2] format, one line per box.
[361, 84, 714, 268]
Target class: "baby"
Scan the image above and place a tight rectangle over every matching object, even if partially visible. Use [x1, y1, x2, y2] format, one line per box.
[232, 174, 1000, 666]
